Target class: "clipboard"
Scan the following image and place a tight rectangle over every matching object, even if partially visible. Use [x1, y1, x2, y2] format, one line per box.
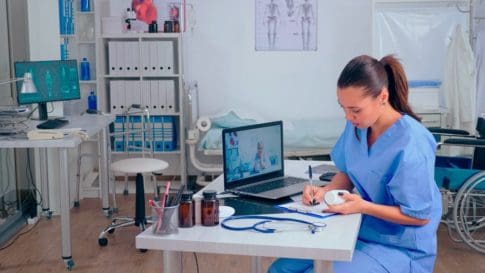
[275, 200, 337, 219]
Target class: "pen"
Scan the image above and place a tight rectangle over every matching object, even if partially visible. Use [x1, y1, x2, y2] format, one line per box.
[308, 165, 319, 206]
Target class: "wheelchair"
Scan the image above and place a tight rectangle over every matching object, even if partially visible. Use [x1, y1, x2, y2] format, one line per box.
[430, 117, 485, 254]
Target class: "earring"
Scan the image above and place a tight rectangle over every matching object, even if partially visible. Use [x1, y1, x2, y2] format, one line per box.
[381, 101, 386, 106]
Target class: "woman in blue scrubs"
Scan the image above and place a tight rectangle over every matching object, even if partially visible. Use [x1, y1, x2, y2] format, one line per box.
[268, 55, 442, 273]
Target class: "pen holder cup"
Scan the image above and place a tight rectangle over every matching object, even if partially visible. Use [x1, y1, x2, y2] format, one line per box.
[151, 204, 179, 235]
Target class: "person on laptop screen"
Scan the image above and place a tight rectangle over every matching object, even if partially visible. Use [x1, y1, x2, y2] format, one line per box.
[252, 141, 270, 173]
[268, 55, 441, 273]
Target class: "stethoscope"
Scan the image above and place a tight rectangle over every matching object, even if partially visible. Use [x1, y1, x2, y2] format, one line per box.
[221, 215, 327, 234]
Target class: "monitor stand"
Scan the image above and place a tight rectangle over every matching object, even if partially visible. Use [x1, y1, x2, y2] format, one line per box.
[37, 102, 48, 120]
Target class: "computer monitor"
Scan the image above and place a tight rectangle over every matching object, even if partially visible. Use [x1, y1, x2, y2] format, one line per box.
[15, 59, 81, 120]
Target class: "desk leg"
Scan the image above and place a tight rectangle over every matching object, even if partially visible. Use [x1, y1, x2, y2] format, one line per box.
[59, 147, 75, 270]
[99, 127, 110, 216]
[163, 251, 181, 273]
[251, 256, 262, 273]
[314, 260, 332, 273]
[35, 148, 51, 218]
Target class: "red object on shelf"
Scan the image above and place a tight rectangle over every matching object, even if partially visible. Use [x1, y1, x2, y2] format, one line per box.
[132, 0, 157, 24]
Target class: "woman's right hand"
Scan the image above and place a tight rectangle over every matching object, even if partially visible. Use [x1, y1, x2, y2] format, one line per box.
[302, 184, 326, 206]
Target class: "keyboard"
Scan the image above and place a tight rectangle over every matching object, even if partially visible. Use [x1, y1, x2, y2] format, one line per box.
[36, 119, 69, 129]
[240, 177, 305, 194]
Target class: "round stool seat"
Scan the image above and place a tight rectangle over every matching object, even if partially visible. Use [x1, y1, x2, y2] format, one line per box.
[111, 158, 168, 174]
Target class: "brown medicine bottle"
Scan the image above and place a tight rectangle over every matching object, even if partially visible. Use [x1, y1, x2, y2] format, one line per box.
[178, 191, 195, 228]
[201, 190, 219, 226]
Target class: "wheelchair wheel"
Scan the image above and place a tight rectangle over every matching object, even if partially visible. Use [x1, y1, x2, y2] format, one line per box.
[452, 171, 485, 254]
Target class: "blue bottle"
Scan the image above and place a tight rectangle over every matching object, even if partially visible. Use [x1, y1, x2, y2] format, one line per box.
[80, 58, 90, 81]
[88, 90, 97, 111]
[81, 0, 91, 12]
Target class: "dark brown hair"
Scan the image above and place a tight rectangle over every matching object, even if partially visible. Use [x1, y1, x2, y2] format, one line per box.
[337, 55, 421, 122]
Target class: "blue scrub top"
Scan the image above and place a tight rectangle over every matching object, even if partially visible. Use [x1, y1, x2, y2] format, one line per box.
[331, 115, 442, 273]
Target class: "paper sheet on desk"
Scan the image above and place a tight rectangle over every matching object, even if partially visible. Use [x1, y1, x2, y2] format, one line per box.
[276, 199, 335, 219]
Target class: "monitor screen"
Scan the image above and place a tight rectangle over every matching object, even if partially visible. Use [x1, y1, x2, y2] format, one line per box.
[222, 121, 283, 183]
[15, 59, 81, 119]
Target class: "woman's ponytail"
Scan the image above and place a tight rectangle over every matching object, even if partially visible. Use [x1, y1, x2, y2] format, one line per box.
[379, 55, 421, 122]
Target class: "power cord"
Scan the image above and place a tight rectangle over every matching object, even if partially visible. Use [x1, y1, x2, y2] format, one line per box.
[193, 252, 200, 273]
[180, 252, 200, 273]
[26, 148, 43, 207]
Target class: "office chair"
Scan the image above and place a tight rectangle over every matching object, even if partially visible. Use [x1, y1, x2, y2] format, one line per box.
[98, 105, 168, 249]
[429, 117, 485, 254]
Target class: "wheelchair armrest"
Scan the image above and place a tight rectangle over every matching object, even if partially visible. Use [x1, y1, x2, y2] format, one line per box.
[443, 138, 485, 148]
[428, 127, 470, 136]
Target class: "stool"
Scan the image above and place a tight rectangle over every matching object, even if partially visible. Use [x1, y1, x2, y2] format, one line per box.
[98, 157, 168, 248]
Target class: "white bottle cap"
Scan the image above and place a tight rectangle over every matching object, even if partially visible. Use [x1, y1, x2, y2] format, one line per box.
[324, 190, 349, 205]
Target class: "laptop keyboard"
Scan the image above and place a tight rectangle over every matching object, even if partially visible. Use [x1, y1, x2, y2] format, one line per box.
[239, 177, 305, 194]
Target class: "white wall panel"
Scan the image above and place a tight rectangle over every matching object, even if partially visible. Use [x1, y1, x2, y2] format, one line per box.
[183, 0, 373, 121]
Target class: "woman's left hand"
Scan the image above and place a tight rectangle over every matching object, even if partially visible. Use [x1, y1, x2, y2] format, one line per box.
[324, 192, 367, 215]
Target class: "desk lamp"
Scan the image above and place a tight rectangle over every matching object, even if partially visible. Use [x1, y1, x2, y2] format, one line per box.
[0, 72, 38, 94]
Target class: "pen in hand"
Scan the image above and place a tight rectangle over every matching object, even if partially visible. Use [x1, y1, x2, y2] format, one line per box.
[308, 165, 319, 206]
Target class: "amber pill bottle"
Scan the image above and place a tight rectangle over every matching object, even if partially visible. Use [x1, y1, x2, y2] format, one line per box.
[178, 191, 195, 228]
[201, 190, 219, 226]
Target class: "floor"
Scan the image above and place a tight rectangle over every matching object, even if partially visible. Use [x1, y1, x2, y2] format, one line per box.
[0, 194, 483, 273]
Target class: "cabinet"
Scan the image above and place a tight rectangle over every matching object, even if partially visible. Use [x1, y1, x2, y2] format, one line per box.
[95, 32, 187, 184]
[58, 0, 100, 199]
[60, 0, 97, 114]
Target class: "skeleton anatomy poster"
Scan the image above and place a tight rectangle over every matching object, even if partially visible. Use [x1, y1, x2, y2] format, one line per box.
[255, 0, 317, 51]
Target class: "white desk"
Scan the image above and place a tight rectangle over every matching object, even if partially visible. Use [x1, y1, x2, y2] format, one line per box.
[0, 114, 114, 269]
[136, 160, 361, 273]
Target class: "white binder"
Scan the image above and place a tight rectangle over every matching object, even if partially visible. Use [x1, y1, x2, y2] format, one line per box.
[132, 42, 140, 75]
[108, 41, 118, 75]
[165, 80, 176, 114]
[158, 80, 167, 114]
[150, 80, 161, 115]
[157, 41, 168, 75]
[125, 80, 141, 107]
[149, 41, 159, 76]
[125, 41, 140, 76]
[116, 42, 126, 76]
[110, 80, 125, 115]
[141, 80, 151, 110]
[140, 41, 150, 76]
[161, 41, 175, 75]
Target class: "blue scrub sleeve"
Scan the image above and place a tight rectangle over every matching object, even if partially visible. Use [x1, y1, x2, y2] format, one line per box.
[330, 122, 351, 173]
[386, 152, 435, 219]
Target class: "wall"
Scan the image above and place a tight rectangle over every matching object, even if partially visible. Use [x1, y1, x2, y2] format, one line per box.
[475, 0, 485, 117]
[182, 0, 373, 122]
[0, 0, 12, 105]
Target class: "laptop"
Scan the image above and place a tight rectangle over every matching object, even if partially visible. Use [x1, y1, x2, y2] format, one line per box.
[222, 121, 307, 200]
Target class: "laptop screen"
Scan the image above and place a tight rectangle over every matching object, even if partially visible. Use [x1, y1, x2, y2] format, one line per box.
[222, 121, 284, 187]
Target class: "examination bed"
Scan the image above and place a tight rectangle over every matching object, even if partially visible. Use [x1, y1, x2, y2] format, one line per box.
[197, 111, 344, 157]
[184, 82, 343, 176]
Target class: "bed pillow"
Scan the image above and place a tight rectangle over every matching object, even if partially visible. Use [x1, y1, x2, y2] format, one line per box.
[210, 111, 257, 128]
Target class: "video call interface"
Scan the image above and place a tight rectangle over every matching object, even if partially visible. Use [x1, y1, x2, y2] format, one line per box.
[224, 123, 282, 183]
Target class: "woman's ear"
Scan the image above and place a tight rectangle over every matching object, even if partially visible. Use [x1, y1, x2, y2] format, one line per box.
[379, 87, 389, 104]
